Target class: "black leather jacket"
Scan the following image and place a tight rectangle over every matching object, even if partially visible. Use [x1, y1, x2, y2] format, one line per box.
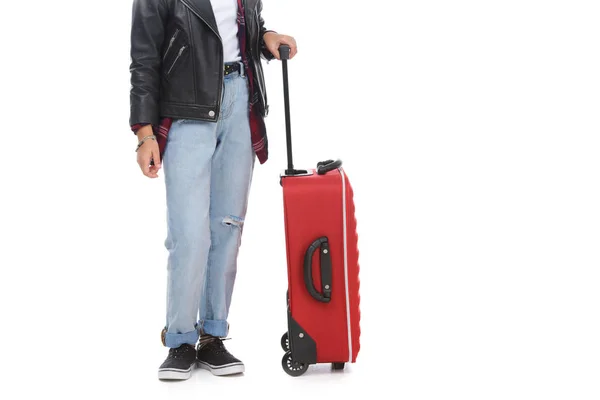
[129, 0, 273, 127]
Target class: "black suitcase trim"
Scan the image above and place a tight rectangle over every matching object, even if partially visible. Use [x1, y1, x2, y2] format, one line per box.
[287, 313, 317, 365]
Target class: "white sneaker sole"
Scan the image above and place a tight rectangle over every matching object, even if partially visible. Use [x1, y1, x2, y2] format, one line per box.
[158, 365, 193, 380]
[197, 360, 245, 376]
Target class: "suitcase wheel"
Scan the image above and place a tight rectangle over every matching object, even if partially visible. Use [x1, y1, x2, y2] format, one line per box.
[332, 362, 345, 371]
[281, 332, 290, 352]
[282, 351, 308, 377]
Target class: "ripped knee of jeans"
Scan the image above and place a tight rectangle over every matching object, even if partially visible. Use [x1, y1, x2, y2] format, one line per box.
[222, 215, 244, 228]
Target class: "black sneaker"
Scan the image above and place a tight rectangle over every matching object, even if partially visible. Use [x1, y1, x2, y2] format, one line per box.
[158, 344, 197, 380]
[196, 338, 245, 376]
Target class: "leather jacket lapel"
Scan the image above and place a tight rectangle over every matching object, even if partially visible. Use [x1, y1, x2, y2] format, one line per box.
[181, 0, 219, 36]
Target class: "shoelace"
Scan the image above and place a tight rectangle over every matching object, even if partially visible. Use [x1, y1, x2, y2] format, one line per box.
[170, 345, 192, 359]
[200, 337, 231, 354]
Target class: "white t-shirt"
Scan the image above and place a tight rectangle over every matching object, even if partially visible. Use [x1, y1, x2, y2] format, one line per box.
[210, 0, 241, 62]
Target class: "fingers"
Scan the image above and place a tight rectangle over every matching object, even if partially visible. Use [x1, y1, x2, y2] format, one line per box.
[147, 161, 159, 178]
[271, 46, 281, 60]
[289, 40, 298, 59]
[151, 146, 162, 171]
[149, 147, 162, 177]
[280, 36, 298, 59]
[137, 144, 160, 179]
[138, 153, 152, 178]
[269, 34, 297, 60]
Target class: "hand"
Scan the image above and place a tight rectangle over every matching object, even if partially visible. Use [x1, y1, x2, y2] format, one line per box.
[263, 32, 297, 60]
[136, 125, 161, 178]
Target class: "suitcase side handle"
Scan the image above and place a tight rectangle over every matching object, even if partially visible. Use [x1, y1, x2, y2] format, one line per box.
[303, 237, 332, 303]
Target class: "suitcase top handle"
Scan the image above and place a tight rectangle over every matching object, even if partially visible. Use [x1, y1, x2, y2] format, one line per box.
[317, 159, 343, 175]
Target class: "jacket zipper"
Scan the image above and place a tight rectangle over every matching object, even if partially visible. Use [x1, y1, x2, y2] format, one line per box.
[167, 46, 186, 75]
[180, 0, 223, 119]
[163, 29, 180, 60]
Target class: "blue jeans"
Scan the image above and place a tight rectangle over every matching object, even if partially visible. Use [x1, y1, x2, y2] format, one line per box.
[161, 70, 255, 348]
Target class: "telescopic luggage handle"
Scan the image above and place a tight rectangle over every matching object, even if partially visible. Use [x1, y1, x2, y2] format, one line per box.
[279, 44, 291, 60]
[279, 45, 307, 176]
[279, 45, 343, 176]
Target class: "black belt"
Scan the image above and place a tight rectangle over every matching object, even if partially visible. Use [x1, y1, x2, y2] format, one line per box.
[224, 62, 241, 75]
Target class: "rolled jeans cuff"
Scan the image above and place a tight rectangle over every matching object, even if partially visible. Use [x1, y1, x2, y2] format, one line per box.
[164, 329, 199, 348]
[199, 319, 229, 338]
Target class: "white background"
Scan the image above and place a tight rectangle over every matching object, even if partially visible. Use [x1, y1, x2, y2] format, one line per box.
[1, 0, 599, 398]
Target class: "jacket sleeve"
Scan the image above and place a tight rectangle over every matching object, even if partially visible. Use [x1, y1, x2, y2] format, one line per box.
[129, 0, 169, 128]
[257, 0, 276, 61]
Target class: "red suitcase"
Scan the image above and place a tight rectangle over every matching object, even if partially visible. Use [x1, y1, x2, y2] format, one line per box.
[276, 46, 361, 376]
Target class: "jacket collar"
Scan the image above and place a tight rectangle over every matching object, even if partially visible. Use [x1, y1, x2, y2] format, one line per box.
[181, 0, 219, 36]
